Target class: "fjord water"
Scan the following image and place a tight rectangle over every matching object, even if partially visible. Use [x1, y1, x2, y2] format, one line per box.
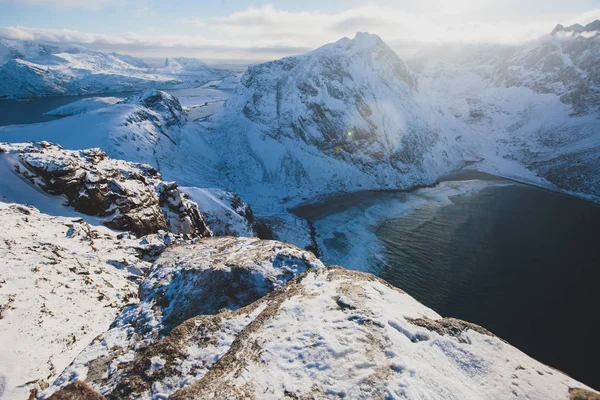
[376, 184, 600, 388]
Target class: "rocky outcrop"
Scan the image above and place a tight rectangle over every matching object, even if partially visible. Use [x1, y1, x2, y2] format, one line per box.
[47, 382, 106, 400]
[181, 187, 273, 238]
[42, 237, 324, 399]
[0, 142, 211, 237]
[120, 89, 186, 132]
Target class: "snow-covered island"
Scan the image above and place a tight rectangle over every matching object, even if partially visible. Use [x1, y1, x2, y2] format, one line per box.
[0, 20, 599, 400]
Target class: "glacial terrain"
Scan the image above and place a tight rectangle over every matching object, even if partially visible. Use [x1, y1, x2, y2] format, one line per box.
[0, 21, 599, 399]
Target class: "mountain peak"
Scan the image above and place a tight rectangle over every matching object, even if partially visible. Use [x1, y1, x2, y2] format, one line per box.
[345, 32, 385, 51]
[552, 20, 600, 35]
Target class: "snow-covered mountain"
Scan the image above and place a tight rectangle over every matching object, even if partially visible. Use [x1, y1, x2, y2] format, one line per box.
[0, 39, 232, 99]
[408, 22, 600, 200]
[194, 33, 468, 205]
[1, 26, 599, 397]
[197, 26, 599, 203]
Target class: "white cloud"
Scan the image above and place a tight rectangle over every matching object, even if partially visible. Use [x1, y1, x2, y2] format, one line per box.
[0, 4, 598, 61]
[200, 4, 600, 47]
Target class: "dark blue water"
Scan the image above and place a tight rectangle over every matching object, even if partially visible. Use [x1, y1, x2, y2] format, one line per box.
[376, 184, 600, 389]
[0, 93, 134, 126]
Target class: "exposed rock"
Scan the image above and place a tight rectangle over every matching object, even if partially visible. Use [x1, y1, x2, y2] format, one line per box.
[120, 89, 186, 132]
[570, 387, 600, 400]
[43, 237, 323, 398]
[406, 317, 497, 344]
[182, 187, 274, 238]
[0, 142, 211, 238]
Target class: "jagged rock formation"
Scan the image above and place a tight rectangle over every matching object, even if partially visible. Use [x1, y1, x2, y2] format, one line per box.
[119, 90, 187, 143]
[0, 142, 211, 237]
[551, 21, 600, 35]
[182, 187, 273, 238]
[43, 237, 324, 399]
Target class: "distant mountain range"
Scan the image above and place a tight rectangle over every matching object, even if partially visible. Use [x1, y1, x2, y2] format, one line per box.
[0, 38, 232, 98]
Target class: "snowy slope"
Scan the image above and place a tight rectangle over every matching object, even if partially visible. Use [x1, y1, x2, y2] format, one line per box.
[408, 22, 600, 201]
[42, 237, 324, 399]
[0, 200, 176, 399]
[0, 40, 232, 99]
[0, 90, 187, 169]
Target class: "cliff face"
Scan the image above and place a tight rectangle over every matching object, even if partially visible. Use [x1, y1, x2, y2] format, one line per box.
[0, 142, 211, 238]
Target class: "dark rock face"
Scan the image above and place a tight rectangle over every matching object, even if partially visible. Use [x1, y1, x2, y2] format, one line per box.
[552, 20, 600, 35]
[1, 142, 211, 238]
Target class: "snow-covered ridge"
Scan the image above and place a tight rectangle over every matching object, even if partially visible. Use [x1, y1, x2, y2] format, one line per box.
[0, 39, 233, 99]
[43, 237, 324, 399]
[551, 20, 600, 36]
[44, 96, 124, 116]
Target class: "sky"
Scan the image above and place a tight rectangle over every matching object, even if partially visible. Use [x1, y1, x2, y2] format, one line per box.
[0, 0, 599, 64]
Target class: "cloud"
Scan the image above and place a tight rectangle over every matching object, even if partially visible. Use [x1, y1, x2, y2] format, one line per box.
[202, 4, 600, 47]
[0, 4, 598, 62]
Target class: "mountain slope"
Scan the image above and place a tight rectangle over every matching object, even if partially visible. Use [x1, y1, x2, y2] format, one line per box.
[409, 22, 600, 201]
[196, 33, 469, 204]
[41, 248, 597, 400]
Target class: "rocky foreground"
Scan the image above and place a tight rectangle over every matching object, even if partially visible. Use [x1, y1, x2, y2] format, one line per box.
[0, 143, 598, 399]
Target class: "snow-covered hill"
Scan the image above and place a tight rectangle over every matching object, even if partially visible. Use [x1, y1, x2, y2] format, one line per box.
[0, 201, 182, 399]
[0, 39, 232, 99]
